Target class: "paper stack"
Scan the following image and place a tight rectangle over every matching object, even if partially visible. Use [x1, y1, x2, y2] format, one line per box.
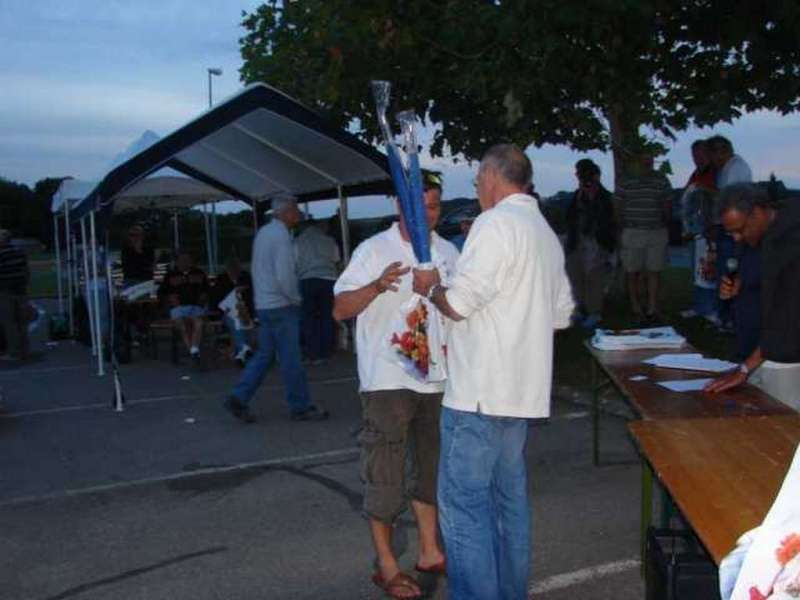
[591, 326, 686, 351]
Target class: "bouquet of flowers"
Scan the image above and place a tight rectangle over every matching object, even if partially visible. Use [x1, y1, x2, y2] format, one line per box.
[372, 80, 446, 383]
[390, 300, 436, 379]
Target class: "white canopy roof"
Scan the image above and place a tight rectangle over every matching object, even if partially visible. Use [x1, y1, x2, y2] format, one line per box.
[51, 174, 228, 215]
[50, 179, 97, 214]
[112, 175, 227, 212]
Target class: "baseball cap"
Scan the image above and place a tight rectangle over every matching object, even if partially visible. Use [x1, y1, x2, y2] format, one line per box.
[422, 171, 443, 191]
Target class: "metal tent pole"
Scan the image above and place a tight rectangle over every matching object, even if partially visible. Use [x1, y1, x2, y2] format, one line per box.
[173, 209, 180, 253]
[203, 203, 213, 275]
[54, 214, 63, 315]
[90, 211, 105, 376]
[337, 186, 351, 265]
[64, 204, 74, 336]
[105, 230, 124, 412]
[80, 218, 97, 357]
[211, 201, 219, 272]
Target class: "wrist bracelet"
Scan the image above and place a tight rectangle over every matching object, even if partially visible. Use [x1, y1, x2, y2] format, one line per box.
[739, 363, 750, 376]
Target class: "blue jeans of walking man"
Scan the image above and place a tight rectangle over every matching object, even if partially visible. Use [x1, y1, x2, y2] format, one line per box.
[438, 407, 530, 599]
[231, 306, 311, 415]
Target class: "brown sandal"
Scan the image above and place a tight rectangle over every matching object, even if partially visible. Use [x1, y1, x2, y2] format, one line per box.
[371, 571, 422, 599]
[415, 559, 446, 575]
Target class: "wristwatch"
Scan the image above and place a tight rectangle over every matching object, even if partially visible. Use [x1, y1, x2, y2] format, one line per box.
[427, 284, 442, 300]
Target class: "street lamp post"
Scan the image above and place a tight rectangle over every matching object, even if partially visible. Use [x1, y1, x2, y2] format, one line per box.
[206, 67, 222, 274]
[207, 67, 222, 108]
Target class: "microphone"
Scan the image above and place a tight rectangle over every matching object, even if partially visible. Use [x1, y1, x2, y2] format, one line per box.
[726, 257, 739, 278]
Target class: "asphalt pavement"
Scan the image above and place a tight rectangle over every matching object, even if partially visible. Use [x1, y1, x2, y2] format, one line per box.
[0, 341, 644, 599]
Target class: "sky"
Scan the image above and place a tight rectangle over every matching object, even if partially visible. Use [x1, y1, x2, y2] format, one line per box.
[2, 1, 800, 219]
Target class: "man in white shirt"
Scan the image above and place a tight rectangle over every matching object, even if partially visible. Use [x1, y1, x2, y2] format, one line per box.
[333, 173, 459, 599]
[294, 219, 341, 364]
[413, 145, 575, 599]
[224, 198, 328, 423]
[709, 135, 753, 329]
[709, 135, 753, 189]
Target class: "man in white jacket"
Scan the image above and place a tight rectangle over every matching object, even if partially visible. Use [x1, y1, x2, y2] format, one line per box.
[414, 144, 575, 599]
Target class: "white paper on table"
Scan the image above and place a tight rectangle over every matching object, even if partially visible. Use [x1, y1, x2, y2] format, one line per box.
[656, 378, 714, 392]
[643, 353, 737, 373]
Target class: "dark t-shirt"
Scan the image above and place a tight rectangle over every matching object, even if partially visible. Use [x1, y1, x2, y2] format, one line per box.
[158, 267, 209, 307]
[733, 245, 761, 361]
[760, 201, 800, 363]
[121, 245, 155, 282]
[0, 245, 28, 295]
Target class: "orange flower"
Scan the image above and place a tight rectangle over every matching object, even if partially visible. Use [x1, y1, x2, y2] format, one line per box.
[776, 533, 800, 566]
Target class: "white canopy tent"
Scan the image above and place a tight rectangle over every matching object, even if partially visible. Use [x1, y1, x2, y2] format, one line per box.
[51, 173, 232, 376]
[60, 83, 392, 409]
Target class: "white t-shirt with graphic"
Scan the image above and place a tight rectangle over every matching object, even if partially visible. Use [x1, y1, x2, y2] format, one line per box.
[334, 223, 460, 394]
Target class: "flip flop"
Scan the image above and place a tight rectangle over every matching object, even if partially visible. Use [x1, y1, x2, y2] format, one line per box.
[371, 571, 422, 599]
[415, 560, 446, 575]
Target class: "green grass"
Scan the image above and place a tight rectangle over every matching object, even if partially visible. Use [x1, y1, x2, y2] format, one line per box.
[554, 266, 736, 391]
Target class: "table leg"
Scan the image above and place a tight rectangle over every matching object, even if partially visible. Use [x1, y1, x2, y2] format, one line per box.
[640, 458, 654, 577]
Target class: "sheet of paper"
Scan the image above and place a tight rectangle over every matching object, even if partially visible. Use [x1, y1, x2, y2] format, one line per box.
[643, 353, 736, 373]
[656, 378, 713, 392]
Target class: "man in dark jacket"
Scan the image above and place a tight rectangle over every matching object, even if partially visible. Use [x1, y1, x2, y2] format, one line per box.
[565, 159, 617, 328]
[705, 184, 800, 410]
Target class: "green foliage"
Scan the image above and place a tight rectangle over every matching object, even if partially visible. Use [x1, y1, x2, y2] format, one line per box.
[0, 176, 62, 246]
[239, 1, 800, 175]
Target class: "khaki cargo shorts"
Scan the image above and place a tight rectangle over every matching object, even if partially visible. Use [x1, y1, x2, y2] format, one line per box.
[620, 227, 668, 273]
[359, 389, 443, 523]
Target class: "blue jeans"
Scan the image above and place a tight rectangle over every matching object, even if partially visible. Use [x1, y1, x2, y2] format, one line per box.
[231, 307, 311, 414]
[224, 316, 248, 353]
[438, 407, 530, 600]
[692, 286, 718, 317]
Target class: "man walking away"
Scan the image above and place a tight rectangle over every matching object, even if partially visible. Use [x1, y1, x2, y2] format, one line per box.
[295, 219, 340, 364]
[0, 230, 29, 361]
[224, 198, 327, 424]
[413, 145, 575, 599]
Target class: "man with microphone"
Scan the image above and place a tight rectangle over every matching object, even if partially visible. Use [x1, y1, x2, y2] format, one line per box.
[705, 183, 800, 411]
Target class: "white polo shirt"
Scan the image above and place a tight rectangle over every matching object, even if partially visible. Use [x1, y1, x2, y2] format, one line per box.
[334, 223, 460, 394]
[717, 154, 752, 188]
[444, 194, 575, 418]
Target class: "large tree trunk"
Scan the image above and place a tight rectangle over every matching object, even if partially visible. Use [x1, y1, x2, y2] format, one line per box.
[606, 105, 643, 188]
